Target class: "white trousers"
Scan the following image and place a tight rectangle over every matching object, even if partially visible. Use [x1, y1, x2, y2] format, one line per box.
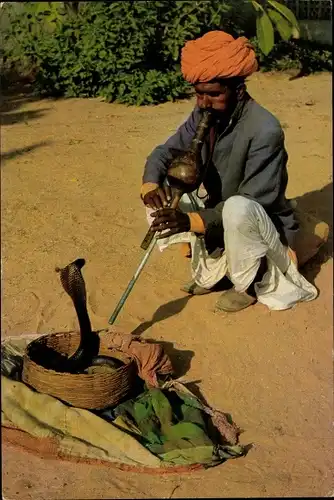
[146, 194, 318, 310]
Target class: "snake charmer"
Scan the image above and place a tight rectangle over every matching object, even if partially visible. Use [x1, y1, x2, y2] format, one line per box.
[140, 30, 317, 312]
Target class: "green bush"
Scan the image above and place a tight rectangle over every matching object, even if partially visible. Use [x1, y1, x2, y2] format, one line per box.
[1, 1, 332, 105]
[252, 38, 333, 73]
[2, 1, 253, 105]
[2, 0, 260, 104]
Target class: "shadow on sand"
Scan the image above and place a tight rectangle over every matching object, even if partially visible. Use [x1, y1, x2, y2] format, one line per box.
[295, 182, 332, 283]
[131, 295, 193, 336]
[1, 141, 52, 164]
[1, 83, 53, 164]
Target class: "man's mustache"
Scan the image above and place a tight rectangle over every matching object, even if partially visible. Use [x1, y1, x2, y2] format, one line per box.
[199, 107, 223, 116]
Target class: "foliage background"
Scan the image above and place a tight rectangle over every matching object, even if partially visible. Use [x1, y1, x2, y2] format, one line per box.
[1, 1, 332, 105]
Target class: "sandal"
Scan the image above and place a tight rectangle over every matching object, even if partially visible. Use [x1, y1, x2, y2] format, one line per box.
[181, 280, 212, 295]
[215, 288, 256, 312]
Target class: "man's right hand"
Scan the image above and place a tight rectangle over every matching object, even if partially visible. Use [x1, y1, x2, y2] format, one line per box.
[141, 185, 172, 210]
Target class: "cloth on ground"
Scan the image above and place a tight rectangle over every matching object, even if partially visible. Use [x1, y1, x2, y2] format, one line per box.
[99, 330, 173, 387]
[112, 386, 243, 466]
[1, 334, 244, 469]
[146, 193, 319, 311]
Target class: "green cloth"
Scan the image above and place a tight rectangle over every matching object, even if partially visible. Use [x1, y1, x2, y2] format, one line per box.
[113, 387, 244, 466]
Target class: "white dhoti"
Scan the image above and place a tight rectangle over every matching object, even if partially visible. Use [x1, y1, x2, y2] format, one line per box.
[146, 194, 318, 311]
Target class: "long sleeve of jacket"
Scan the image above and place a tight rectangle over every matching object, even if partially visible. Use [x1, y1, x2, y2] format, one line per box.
[198, 125, 297, 248]
[142, 108, 200, 185]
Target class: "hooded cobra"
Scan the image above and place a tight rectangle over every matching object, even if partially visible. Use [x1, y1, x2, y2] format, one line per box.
[54, 258, 124, 374]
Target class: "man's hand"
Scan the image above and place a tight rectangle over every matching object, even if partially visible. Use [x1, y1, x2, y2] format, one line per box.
[151, 208, 190, 239]
[142, 186, 172, 210]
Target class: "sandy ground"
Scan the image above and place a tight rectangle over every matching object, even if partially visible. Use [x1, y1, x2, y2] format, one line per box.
[1, 72, 333, 499]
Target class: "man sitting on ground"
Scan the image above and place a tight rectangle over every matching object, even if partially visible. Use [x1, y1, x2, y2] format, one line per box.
[140, 30, 317, 312]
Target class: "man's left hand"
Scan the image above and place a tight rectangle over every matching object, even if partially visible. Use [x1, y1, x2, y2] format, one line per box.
[150, 208, 190, 239]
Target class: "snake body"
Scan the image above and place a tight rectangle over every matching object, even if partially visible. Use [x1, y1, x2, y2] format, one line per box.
[55, 259, 124, 374]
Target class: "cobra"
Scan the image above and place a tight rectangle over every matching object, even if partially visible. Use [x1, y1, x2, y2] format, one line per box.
[55, 259, 123, 373]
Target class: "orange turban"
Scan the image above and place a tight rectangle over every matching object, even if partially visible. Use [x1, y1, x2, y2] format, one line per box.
[181, 30, 258, 84]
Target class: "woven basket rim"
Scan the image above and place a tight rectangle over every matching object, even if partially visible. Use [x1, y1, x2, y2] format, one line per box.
[22, 354, 135, 379]
[24, 330, 136, 378]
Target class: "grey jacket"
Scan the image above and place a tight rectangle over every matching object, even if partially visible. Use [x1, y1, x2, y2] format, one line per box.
[143, 95, 298, 252]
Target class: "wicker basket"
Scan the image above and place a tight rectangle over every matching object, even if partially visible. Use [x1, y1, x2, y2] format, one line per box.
[22, 331, 137, 410]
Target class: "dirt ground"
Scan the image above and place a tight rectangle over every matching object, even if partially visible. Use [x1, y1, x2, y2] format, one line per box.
[1, 72, 333, 499]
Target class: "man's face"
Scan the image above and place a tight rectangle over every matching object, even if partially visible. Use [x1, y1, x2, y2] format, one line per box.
[194, 81, 236, 114]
